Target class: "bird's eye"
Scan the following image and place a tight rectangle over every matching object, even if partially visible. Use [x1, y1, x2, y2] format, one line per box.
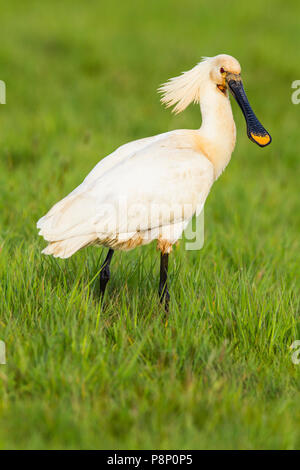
[220, 67, 225, 74]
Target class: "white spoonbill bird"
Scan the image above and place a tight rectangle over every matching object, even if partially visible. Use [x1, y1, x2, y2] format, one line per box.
[37, 54, 271, 311]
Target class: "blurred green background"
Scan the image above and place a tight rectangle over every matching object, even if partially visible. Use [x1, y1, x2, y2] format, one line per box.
[0, 0, 299, 449]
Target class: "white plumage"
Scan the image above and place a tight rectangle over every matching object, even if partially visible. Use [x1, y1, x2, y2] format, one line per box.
[37, 131, 214, 258]
[37, 54, 247, 259]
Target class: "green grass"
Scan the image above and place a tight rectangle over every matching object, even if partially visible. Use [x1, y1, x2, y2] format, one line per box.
[0, 0, 299, 449]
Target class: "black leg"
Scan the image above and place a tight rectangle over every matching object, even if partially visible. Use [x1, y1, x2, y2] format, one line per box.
[159, 252, 170, 313]
[100, 249, 114, 299]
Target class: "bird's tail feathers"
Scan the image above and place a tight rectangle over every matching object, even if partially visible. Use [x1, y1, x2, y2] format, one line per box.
[41, 234, 96, 259]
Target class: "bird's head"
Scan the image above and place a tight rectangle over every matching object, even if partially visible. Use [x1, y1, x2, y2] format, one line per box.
[159, 54, 271, 147]
[210, 54, 271, 147]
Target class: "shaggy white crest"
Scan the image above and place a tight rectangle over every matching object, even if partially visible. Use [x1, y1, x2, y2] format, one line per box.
[158, 57, 212, 114]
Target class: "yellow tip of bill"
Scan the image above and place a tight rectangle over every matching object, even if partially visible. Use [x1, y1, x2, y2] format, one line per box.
[251, 133, 271, 146]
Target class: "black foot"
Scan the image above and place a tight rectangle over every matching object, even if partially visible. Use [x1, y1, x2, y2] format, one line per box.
[100, 264, 110, 298]
[99, 249, 114, 300]
[159, 286, 170, 313]
[159, 252, 170, 313]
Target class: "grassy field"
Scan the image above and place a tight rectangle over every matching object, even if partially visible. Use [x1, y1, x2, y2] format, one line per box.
[0, 0, 299, 450]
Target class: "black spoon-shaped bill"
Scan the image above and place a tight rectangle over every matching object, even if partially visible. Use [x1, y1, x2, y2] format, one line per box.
[227, 74, 272, 147]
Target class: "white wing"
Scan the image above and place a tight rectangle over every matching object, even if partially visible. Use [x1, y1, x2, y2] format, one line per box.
[38, 131, 214, 258]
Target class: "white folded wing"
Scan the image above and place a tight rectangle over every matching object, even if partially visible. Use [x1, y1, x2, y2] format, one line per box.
[37, 130, 214, 258]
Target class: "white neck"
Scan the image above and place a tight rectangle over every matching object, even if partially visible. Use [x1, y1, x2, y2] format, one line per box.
[197, 82, 236, 179]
